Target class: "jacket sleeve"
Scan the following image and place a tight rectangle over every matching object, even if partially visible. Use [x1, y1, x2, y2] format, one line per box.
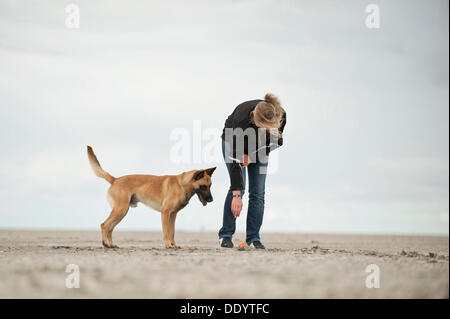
[224, 128, 244, 191]
[230, 132, 244, 191]
[229, 161, 243, 191]
[225, 116, 248, 191]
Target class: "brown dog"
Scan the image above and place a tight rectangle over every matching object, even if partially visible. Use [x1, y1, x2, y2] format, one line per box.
[87, 146, 216, 249]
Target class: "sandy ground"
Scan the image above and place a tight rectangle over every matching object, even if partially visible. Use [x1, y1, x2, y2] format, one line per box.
[0, 230, 448, 298]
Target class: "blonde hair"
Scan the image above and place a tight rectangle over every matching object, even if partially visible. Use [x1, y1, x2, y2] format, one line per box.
[253, 93, 284, 137]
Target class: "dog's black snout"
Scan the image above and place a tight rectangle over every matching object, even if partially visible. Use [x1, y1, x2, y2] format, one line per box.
[207, 196, 213, 202]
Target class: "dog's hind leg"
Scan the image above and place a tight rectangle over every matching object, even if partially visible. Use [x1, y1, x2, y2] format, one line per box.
[101, 203, 129, 248]
[169, 211, 180, 248]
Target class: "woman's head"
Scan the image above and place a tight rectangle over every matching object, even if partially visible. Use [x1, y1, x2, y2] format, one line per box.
[252, 93, 284, 132]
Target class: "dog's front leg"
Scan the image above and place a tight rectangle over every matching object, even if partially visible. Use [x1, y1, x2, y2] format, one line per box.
[161, 211, 173, 248]
[169, 211, 180, 249]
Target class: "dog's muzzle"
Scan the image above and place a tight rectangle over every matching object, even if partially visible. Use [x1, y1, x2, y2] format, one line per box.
[197, 192, 213, 206]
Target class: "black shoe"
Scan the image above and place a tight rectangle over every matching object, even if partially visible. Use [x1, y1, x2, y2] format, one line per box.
[220, 237, 234, 248]
[251, 240, 265, 249]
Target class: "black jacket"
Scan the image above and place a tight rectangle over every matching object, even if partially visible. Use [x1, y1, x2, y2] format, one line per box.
[221, 99, 287, 190]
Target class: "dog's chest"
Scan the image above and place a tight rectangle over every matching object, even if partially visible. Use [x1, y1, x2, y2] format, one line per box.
[177, 198, 190, 210]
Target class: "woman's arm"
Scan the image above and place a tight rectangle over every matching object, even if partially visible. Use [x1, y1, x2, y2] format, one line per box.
[277, 111, 287, 147]
[229, 161, 244, 217]
[249, 111, 287, 160]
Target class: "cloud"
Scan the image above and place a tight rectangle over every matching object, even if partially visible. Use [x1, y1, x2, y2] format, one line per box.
[0, 144, 172, 192]
[368, 156, 448, 178]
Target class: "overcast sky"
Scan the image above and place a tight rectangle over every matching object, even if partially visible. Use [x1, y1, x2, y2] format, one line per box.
[0, 0, 448, 235]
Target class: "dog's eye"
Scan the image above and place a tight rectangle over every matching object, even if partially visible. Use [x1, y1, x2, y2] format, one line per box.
[200, 185, 207, 190]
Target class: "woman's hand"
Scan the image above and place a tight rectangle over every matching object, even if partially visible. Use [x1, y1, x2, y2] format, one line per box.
[231, 191, 243, 217]
[242, 154, 250, 168]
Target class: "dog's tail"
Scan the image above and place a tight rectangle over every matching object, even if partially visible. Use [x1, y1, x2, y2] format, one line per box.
[87, 146, 116, 184]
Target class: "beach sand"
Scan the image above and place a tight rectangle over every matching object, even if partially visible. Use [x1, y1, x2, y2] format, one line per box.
[0, 230, 448, 298]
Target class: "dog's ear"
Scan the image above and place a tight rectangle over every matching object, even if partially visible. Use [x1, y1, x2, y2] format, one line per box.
[205, 167, 217, 176]
[193, 170, 205, 181]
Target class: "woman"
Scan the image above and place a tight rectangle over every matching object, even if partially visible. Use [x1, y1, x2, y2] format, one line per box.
[219, 93, 287, 249]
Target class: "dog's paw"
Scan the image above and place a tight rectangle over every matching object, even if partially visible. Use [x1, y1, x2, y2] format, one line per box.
[102, 241, 119, 249]
[165, 244, 181, 249]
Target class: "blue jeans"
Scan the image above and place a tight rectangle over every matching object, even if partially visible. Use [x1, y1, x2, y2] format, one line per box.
[218, 139, 268, 244]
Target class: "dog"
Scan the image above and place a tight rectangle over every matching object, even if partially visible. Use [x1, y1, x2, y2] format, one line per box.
[87, 146, 216, 249]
